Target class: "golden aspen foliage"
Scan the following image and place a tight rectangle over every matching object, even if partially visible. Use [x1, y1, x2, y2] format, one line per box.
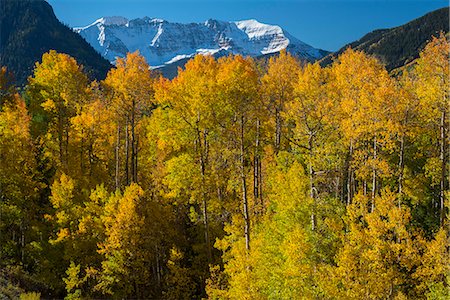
[0, 95, 38, 206]
[0, 93, 41, 269]
[287, 63, 341, 197]
[70, 85, 115, 189]
[216, 55, 261, 248]
[96, 183, 173, 298]
[103, 51, 154, 187]
[413, 33, 449, 225]
[331, 49, 399, 206]
[329, 190, 424, 299]
[28, 50, 89, 172]
[2, 35, 449, 299]
[151, 55, 223, 272]
[261, 50, 301, 152]
[210, 152, 344, 299]
[96, 183, 147, 296]
[413, 229, 449, 298]
[163, 247, 197, 300]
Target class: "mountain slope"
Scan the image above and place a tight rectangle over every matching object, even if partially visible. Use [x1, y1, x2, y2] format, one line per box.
[320, 7, 449, 70]
[75, 16, 328, 76]
[0, 0, 112, 85]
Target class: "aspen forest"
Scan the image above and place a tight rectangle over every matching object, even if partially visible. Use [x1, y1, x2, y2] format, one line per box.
[0, 34, 449, 299]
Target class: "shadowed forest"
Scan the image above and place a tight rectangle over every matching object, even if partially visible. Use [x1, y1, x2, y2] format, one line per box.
[0, 34, 448, 299]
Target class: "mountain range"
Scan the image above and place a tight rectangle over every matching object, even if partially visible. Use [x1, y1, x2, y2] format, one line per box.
[74, 16, 329, 76]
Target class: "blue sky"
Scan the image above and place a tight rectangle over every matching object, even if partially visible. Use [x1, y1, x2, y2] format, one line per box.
[47, 0, 448, 51]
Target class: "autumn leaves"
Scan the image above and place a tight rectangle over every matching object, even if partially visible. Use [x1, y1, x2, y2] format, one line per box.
[0, 34, 448, 299]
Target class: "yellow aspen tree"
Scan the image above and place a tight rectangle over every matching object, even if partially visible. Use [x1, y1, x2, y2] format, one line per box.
[286, 62, 336, 230]
[330, 190, 423, 299]
[332, 49, 394, 207]
[0, 93, 40, 266]
[216, 55, 260, 251]
[48, 174, 102, 266]
[155, 55, 219, 264]
[103, 51, 154, 189]
[392, 71, 421, 198]
[413, 229, 449, 298]
[206, 55, 263, 300]
[414, 33, 449, 225]
[28, 50, 89, 172]
[163, 247, 197, 300]
[96, 184, 147, 297]
[258, 51, 300, 214]
[261, 50, 301, 153]
[96, 183, 173, 299]
[70, 82, 115, 189]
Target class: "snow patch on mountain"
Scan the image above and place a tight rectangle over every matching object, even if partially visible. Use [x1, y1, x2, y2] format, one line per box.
[74, 17, 325, 67]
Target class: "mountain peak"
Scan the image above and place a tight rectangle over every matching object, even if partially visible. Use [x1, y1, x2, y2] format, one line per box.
[76, 16, 326, 76]
[96, 16, 129, 26]
[234, 19, 285, 43]
[204, 18, 225, 28]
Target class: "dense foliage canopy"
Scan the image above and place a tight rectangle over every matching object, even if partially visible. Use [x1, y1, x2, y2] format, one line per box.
[0, 34, 448, 299]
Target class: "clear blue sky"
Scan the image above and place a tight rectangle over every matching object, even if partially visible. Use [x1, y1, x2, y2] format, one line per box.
[47, 0, 448, 51]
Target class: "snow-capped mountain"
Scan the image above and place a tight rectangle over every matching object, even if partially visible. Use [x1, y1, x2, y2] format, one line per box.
[75, 16, 327, 69]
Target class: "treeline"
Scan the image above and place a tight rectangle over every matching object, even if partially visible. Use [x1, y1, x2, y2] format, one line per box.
[0, 34, 448, 299]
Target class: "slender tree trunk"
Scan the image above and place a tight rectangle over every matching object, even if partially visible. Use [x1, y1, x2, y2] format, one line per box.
[125, 120, 130, 185]
[347, 140, 354, 205]
[363, 149, 368, 196]
[371, 136, 377, 212]
[258, 156, 263, 207]
[196, 116, 212, 263]
[363, 180, 367, 196]
[80, 128, 84, 175]
[308, 133, 316, 231]
[340, 171, 345, 203]
[58, 113, 64, 168]
[135, 136, 138, 183]
[240, 115, 250, 251]
[131, 101, 136, 183]
[253, 152, 259, 200]
[335, 176, 340, 200]
[253, 119, 260, 207]
[88, 144, 94, 177]
[20, 221, 24, 263]
[115, 124, 121, 190]
[65, 124, 69, 170]
[155, 246, 161, 286]
[275, 107, 281, 153]
[398, 135, 405, 208]
[200, 138, 212, 263]
[439, 110, 446, 225]
[202, 192, 211, 263]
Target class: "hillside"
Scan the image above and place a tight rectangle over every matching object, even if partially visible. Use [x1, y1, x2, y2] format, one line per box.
[320, 7, 449, 70]
[0, 0, 111, 85]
